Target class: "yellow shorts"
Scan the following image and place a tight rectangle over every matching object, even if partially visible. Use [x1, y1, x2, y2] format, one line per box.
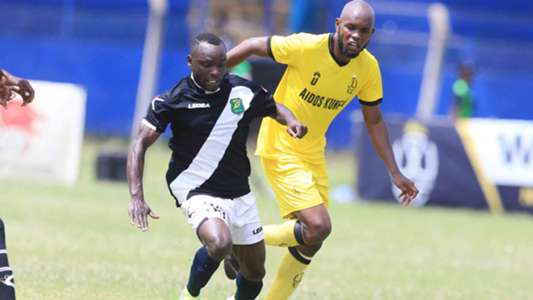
[260, 157, 329, 219]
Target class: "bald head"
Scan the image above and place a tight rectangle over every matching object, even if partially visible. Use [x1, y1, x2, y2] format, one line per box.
[339, 0, 375, 28]
[333, 0, 376, 62]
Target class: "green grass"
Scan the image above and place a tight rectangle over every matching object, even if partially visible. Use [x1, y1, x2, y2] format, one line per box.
[1, 140, 533, 299]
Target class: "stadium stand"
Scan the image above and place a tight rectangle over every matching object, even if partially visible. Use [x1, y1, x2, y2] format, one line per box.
[0, 0, 531, 145]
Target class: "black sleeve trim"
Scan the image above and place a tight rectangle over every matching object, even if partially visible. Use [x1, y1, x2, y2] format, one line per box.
[266, 36, 276, 62]
[143, 118, 165, 134]
[266, 94, 278, 118]
[359, 98, 383, 106]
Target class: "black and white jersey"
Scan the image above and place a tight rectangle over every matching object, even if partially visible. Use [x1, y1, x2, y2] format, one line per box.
[144, 74, 277, 206]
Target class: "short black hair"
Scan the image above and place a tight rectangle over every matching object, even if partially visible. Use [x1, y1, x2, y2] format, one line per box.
[191, 33, 225, 51]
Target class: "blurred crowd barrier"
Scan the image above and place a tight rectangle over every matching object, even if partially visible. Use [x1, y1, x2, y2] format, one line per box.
[357, 117, 533, 215]
[0, 81, 86, 184]
[0, 0, 190, 136]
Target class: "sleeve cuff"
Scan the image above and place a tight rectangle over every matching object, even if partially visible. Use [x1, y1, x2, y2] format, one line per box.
[359, 98, 383, 106]
[266, 36, 276, 62]
[265, 94, 278, 117]
[142, 119, 158, 131]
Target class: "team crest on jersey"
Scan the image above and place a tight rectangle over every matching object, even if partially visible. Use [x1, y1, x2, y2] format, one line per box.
[347, 75, 358, 94]
[230, 98, 244, 115]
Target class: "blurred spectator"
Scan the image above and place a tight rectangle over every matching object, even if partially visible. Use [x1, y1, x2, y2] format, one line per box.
[231, 60, 253, 80]
[451, 62, 475, 119]
[289, 0, 327, 33]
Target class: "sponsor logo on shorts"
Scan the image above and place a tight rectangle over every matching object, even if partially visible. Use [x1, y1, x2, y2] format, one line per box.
[252, 226, 263, 235]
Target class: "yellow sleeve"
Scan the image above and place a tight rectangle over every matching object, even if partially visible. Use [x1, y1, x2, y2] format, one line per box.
[358, 58, 383, 103]
[268, 33, 310, 65]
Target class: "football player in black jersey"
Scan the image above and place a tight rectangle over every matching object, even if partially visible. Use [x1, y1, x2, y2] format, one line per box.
[127, 33, 306, 300]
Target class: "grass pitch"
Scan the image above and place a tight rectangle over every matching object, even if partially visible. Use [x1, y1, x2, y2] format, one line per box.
[1, 140, 533, 300]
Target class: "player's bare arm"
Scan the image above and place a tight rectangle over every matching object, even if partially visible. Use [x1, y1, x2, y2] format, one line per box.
[127, 124, 161, 231]
[362, 104, 418, 205]
[0, 69, 35, 105]
[271, 102, 308, 138]
[226, 37, 269, 68]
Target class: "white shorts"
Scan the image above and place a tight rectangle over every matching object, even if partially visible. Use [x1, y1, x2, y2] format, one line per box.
[180, 193, 264, 245]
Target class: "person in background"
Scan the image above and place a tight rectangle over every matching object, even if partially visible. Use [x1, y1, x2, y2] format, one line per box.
[451, 62, 475, 119]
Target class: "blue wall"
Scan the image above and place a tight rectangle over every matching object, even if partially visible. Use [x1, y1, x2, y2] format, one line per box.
[2, 0, 532, 143]
[0, 0, 190, 136]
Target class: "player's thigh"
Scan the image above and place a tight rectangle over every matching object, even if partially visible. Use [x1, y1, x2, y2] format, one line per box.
[182, 195, 232, 250]
[309, 161, 330, 208]
[233, 241, 266, 280]
[261, 158, 325, 217]
[228, 193, 264, 246]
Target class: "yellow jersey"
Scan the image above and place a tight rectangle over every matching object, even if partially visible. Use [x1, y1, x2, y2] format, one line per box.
[256, 32, 383, 162]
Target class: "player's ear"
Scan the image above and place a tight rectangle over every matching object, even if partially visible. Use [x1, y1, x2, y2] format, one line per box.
[187, 54, 192, 67]
[335, 18, 341, 28]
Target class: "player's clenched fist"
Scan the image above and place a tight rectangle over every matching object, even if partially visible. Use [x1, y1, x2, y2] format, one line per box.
[0, 69, 35, 107]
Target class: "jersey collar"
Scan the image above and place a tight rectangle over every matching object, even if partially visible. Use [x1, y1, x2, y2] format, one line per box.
[328, 33, 350, 67]
[190, 74, 221, 94]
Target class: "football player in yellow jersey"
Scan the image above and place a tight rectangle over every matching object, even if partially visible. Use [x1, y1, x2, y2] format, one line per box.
[226, 1, 418, 299]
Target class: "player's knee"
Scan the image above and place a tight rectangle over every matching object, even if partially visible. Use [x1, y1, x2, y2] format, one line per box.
[204, 235, 232, 260]
[303, 218, 331, 244]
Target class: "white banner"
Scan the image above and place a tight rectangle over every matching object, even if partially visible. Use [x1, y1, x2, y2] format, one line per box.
[465, 118, 533, 187]
[0, 80, 86, 184]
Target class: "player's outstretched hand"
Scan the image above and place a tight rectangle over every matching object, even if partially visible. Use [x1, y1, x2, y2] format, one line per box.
[286, 120, 307, 139]
[128, 198, 159, 231]
[391, 172, 418, 206]
[0, 70, 35, 106]
[13, 79, 35, 106]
